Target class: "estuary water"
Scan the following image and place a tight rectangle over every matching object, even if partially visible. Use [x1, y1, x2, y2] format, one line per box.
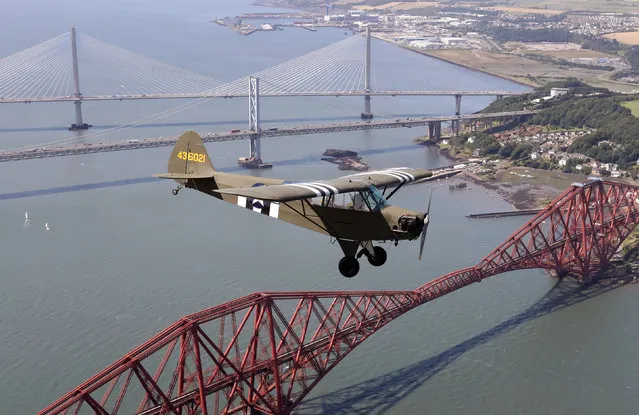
[0, 1, 638, 414]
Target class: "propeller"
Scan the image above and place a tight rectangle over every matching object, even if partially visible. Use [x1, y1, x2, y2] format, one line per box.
[418, 189, 433, 261]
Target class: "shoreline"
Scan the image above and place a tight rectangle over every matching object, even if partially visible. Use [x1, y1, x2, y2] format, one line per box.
[423, 143, 579, 211]
[403, 47, 539, 88]
[370, 34, 537, 88]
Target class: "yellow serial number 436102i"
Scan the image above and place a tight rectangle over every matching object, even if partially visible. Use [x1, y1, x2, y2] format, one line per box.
[177, 151, 206, 163]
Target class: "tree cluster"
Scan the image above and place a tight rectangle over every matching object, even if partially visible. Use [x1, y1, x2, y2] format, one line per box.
[481, 81, 639, 169]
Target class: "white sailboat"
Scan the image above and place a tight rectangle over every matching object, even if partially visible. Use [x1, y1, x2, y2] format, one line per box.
[24, 211, 29, 221]
[44, 221, 50, 231]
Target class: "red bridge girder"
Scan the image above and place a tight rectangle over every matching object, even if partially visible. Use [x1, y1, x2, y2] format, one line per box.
[38, 179, 639, 415]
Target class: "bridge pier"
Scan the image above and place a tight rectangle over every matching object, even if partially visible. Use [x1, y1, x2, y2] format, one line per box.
[427, 121, 441, 140]
[360, 27, 373, 120]
[451, 94, 462, 136]
[68, 27, 91, 131]
[239, 77, 272, 169]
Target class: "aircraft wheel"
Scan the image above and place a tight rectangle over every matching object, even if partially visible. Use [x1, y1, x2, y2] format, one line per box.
[367, 246, 387, 267]
[338, 256, 360, 278]
[172, 188, 179, 195]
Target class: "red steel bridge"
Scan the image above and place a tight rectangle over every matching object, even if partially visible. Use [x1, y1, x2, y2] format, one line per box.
[38, 178, 639, 415]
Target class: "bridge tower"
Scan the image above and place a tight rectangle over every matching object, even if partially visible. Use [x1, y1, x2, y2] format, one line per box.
[68, 27, 91, 131]
[361, 26, 373, 120]
[238, 76, 272, 169]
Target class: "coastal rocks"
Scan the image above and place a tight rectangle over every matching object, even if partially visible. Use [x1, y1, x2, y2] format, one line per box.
[321, 149, 369, 171]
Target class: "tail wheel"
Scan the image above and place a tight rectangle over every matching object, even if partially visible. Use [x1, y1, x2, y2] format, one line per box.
[367, 246, 387, 267]
[338, 256, 360, 278]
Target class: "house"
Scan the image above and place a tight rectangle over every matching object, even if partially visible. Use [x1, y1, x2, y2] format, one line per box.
[550, 88, 570, 98]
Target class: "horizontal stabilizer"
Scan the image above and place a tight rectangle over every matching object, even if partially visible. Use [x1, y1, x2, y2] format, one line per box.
[154, 173, 213, 180]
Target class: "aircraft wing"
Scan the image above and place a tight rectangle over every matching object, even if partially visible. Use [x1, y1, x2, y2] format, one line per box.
[213, 167, 431, 202]
[343, 167, 432, 188]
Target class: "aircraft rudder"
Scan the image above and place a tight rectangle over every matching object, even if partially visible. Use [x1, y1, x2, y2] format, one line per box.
[168, 130, 216, 177]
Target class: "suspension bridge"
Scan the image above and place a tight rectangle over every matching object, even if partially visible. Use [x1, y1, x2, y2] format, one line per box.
[37, 178, 639, 415]
[0, 110, 535, 163]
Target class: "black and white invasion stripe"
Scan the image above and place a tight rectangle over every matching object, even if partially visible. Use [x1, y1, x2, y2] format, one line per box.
[351, 168, 416, 183]
[285, 182, 338, 197]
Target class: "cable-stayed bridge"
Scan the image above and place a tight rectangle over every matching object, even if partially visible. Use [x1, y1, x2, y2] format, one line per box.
[0, 28, 521, 103]
[0, 27, 528, 165]
[0, 28, 523, 122]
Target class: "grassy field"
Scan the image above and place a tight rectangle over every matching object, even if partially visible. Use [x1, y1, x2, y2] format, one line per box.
[341, 0, 639, 13]
[603, 32, 639, 46]
[538, 50, 620, 59]
[486, 6, 564, 15]
[349, 1, 438, 10]
[621, 99, 639, 117]
[422, 48, 612, 86]
[513, 0, 639, 13]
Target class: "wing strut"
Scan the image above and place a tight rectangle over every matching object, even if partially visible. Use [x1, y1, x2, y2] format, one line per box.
[385, 182, 406, 201]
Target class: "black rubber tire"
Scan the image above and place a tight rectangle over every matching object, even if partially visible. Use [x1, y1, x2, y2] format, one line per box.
[338, 256, 360, 278]
[172, 189, 179, 195]
[367, 246, 387, 267]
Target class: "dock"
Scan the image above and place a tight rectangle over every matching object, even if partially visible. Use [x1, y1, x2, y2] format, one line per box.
[467, 209, 542, 219]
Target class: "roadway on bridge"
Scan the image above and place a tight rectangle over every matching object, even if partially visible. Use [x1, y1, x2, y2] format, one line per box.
[0, 110, 536, 163]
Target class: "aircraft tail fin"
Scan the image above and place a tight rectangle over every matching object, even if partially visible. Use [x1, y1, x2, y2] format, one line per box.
[164, 130, 215, 178]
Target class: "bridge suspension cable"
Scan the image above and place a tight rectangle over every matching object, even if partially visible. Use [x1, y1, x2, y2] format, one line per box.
[217, 34, 367, 96]
[9, 95, 218, 151]
[0, 31, 225, 101]
[0, 33, 73, 100]
[76, 33, 224, 96]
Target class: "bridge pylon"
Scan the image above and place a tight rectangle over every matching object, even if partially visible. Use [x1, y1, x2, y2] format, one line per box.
[68, 27, 91, 131]
[361, 27, 373, 120]
[239, 76, 272, 169]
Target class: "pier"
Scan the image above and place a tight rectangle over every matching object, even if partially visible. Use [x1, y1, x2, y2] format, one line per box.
[466, 209, 543, 219]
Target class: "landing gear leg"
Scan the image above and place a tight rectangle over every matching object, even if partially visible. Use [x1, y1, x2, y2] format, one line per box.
[356, 241, 387, 267]
[172, 186, 183, 195]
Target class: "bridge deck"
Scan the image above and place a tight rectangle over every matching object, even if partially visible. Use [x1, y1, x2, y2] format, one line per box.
[0, 110, 535, 162]
[0, 91, 522, 104]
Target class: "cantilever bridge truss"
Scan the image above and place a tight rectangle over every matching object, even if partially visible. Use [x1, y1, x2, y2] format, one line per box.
[38, 179, 639, 415]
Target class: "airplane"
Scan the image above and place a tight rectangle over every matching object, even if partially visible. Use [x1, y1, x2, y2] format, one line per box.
[156, 131, 433, 278]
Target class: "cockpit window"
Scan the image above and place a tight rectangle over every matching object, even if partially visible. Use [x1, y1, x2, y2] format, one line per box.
[312, 185, 388, 211]
[363, 185, 388, 211]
